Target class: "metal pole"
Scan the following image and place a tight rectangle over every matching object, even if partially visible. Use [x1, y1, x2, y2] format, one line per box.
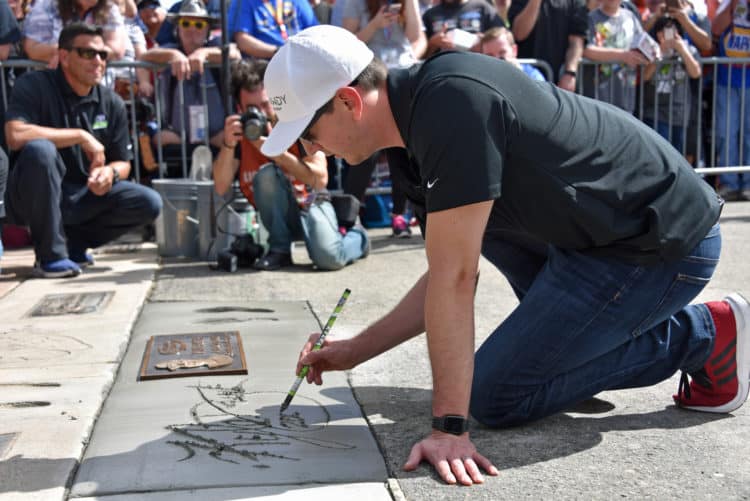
[221, 0, 232, 116]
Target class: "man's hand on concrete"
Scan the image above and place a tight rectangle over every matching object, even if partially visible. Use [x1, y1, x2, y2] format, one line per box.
[403, 431, 498, 485]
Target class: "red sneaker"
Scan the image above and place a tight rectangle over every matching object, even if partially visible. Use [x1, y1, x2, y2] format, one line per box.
[674, 293, 750, 413]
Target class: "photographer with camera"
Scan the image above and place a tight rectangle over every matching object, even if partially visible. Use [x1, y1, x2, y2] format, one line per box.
[212, 59, 370, 271]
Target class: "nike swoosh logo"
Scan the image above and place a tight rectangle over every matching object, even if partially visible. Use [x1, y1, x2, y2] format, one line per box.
[427, 178, 439, 189]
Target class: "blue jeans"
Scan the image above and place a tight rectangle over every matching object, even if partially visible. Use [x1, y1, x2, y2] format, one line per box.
[470, 224, 721, 427]
[715, 84, 750, 191]
[253, 164, 368, 270]
[4, 139, 162, 262]
[644, 118, 685, 155]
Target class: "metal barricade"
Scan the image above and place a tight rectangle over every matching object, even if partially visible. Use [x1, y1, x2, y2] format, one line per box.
[0, 58, 224, 184]
[517, 58, 555, 83]
[576, 56, 750, 177]
[3, 55, 748, 189]
[106, 60, 221, 181]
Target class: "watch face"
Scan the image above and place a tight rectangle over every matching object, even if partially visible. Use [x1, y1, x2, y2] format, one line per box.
[443, 416, 467, 434]
[434, 415, 468, 435]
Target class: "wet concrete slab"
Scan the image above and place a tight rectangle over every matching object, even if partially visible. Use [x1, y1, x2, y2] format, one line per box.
[70, 301, 388, 498]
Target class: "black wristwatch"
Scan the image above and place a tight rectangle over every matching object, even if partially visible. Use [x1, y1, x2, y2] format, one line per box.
[562, 69, 577, 78]
[432, 415, 469, 435]
[110, 165, 120, 184]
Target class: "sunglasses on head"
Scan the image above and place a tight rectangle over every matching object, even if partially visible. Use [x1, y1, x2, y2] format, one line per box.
[180, 18, 208, 29]
[72, 47, 108, 61]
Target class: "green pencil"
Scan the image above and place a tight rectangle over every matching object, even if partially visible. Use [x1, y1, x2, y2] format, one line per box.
[280, 289, 351, 414]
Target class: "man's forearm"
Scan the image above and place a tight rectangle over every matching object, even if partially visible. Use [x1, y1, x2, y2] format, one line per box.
[274, 151, 327, 190]
[23, 38, 56, 63]
[212, 144, 238, 196]
[349, 272, 429, 366]
[234, 32, 277, 59]
[425, 268, 476, 417]
[5, 121, 85, 152]
[681, 20, 711, 52]
[140, 48, 181, 64]
[564, 35, 584, 72]
[512, 0, 543, 42]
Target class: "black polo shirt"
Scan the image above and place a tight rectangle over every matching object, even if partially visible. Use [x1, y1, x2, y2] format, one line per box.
[5, 68, 132, 185]
[386, 51, 722, 264]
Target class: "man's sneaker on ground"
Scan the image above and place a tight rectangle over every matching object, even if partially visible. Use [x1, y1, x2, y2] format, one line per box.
[674, 293, 750, 413]
[32, 258, 82, 278]
[718, 185, 742, 202]
[253, 251, 292, 271]
[69, 250, 95, 268]
[391, 214, 412, 238]
[352, 224, 370, 259]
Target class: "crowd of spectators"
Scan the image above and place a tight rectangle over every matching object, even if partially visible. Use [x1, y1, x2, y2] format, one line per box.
[0, 0, 748, 275]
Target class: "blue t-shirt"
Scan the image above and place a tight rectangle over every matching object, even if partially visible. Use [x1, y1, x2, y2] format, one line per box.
[521, 63, 545, 81]
[717, 27, 750, 88]
[229, 0, 318, 47]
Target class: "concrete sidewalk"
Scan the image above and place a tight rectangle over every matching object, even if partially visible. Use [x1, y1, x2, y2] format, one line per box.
[1, 201, 749, 500]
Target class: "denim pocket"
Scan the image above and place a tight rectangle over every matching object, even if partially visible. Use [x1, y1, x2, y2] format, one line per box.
[631, 271, 711, 337]
[631, 225, 721, 337]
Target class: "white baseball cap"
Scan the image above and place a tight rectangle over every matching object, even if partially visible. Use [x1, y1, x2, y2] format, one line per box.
[261, 25, 374, 157]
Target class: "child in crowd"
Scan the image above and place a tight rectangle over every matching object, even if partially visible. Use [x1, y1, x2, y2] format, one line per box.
[583, 0, 650, 113]
[642, 15, 701, 157]
[480, 27, 546, 81]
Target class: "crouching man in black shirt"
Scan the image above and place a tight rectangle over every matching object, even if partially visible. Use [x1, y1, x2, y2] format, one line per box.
[263, 26, 749, 486]
[3, 23, 162, 278]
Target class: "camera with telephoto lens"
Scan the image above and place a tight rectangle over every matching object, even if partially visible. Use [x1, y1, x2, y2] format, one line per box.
[240, 106, 268, 141]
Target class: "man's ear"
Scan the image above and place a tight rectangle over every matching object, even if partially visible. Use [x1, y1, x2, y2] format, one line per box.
[58, 48, 69, 68]
[335, 86, 364, 119]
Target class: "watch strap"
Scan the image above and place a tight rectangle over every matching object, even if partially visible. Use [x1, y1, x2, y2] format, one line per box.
[110, 165, 120, 183]
[432, 415, 469, 435]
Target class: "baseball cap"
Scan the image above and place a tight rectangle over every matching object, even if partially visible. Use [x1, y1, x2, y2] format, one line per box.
[261, 25, 374, 157]
[137, 0, 160, 10]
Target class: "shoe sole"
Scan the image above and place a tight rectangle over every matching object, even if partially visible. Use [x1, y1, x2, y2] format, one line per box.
[683, 292, 750, 413]
[32, 268, 81, 278]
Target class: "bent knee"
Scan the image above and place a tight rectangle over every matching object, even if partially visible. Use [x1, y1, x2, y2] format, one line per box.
[144, 188, 163, 220]
[252, 164, 282, 192]
[310, 251, 347, 271]
[469, 384, 537, 429]
[18, 139, 58, 163]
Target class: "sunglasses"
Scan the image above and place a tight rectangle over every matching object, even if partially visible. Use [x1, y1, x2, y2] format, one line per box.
[72, 47, 108, 61]
[179, 19, 208, 29]
[300, 103, 330, 142]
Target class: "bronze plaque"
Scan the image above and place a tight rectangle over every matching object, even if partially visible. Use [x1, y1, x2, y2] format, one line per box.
[138, 331, 248, 381]
[28, 291, 114, 317]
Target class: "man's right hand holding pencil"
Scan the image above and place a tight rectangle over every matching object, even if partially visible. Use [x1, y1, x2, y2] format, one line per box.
[296, 334, 359, 385]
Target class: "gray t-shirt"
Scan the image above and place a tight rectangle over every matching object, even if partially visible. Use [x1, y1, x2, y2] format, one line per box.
[585, 8, 644, 113]
[642, 46, 698, 126]
[342, 0, 417, 68]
